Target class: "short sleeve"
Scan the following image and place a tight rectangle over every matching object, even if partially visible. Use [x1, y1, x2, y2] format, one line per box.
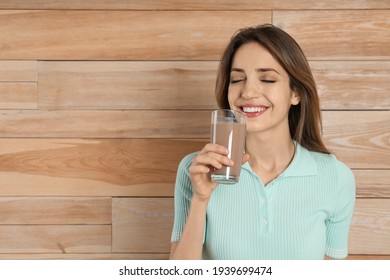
[325, 160, 356, 259]
[170, 153, 197, 242]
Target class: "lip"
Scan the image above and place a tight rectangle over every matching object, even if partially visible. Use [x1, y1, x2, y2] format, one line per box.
[237, 104, 269, 118]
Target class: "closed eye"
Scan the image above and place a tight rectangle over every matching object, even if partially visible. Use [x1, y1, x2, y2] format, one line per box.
[230, 79, 244, 84]
[261, 80, 276, 83]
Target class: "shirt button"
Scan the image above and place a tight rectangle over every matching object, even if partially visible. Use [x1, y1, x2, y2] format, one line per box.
[262, 218, 268, 225]
[261, 199, 267, 205]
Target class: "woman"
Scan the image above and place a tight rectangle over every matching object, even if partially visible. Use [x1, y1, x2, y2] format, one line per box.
[170, 24, 355, 260]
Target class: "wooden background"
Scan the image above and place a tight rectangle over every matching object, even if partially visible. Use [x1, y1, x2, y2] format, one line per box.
[0, 0, 389, 260]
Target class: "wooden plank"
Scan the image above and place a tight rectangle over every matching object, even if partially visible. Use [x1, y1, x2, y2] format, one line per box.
[354, 170, 390, 198]
[0, 110, 211, 138]
[273, 10, 390, 60]
[0, 139, 204, 196]
[0, 10, 271, 60]
[0, 197, 111, 224]
[0, 199, 384, 256]
[112, 198, 174, 253]
[38, 61, 219, 109]
[0, 253, 170, 260]
[0, 139, 387, 197]
[322, 111, 390, 169]
[0, 110, 387, 168]
[0, 143, 386, 199]
[0, 82, 37, 109]
[311, 61, 390, 110]
[0, 110, 387, 141]
[0, 0, 388, 10]
[112, 198, 389, 255]
[0, 61, 38, 108]
[346, 255, 390, 260]
[38, 60, 389, 110]
[349, 199, 390, 255]
[0, 225, 111, 253]
[0, 253, 387, 260]
[0, 61, 37, 81]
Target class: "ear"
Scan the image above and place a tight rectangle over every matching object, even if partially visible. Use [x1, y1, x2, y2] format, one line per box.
[290, 90, 301, 105]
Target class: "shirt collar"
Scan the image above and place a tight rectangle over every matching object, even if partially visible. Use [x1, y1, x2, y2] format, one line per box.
[242, 142, 318, 177]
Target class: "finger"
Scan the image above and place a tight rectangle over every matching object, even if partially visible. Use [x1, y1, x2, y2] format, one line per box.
[201, 143, 229, 155]
[194, 153, 233, 169]
[189, 165, 210, 175]
[242, 154, 250, 164]
[193, 154, 223, 169]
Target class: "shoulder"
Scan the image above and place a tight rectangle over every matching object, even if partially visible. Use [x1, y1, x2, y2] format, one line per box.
[305, 148, 349, 174]
[333, 157, 356, 194]
[306, 148, 336, 166]
[306, 148, 355, 192]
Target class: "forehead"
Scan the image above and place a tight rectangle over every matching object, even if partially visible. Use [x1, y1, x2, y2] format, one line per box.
[231, 42, 284, 72]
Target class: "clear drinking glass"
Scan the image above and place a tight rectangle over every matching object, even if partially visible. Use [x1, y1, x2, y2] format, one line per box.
[210, 109, 246, 184]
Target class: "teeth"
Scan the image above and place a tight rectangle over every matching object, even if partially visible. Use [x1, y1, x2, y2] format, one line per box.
[242, 107, 267, 113]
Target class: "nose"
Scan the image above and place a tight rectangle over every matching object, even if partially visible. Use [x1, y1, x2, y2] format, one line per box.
[240, 79, 259, 100]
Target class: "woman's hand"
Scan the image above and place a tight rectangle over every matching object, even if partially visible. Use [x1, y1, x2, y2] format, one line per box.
[189, 143, 249, 202]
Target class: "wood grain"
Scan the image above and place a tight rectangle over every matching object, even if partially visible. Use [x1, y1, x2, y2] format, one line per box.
[0, 253, 387, 260]
[1, 11, 386, 60]
[0, 197, 111, 225]
[0, 225, 111, 253]
[349, 199, 390, 255]
[0, 82, 37, 109]
[0, 139, 204, 196]
[37, 60, 389, 110]
[111, 197, 390, 255]
[0, 60, 37, 81]
[0, 139, 387, 197]
[0, 2, 388, 261]
[112, 198, 174, 253]
[0, 110, 387, 168]
[322, 111, 389, 169]
[346, 255, 390, 260]
[0, 110, 387, 143]
[311, 61, 390, 110]
[0, 10, 271, 60]
[354, 170, 390, 198]
[0, 110, 211, 138]
[0, 253, 170, 260]
[0, 0, 388, 10]
[273, 10, 390, 60]
[38, 61, 219, 109]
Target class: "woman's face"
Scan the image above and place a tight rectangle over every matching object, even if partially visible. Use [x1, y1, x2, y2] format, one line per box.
[228, 42, 300, 135]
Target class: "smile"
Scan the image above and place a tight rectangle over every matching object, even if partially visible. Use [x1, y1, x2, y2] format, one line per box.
[239, 105, 269, 118]
[242, 106, 267, 113]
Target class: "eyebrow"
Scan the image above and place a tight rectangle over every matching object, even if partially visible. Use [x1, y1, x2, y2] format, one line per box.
[231, 67, 280, 75]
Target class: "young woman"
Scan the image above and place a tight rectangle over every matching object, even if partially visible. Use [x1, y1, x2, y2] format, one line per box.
[169, 24, 355, 260]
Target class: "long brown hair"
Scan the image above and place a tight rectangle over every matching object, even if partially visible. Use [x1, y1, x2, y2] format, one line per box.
[215, 24, 330, 154]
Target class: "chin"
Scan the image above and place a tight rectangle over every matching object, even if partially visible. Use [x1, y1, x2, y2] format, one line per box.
[246, 124, 267, 134]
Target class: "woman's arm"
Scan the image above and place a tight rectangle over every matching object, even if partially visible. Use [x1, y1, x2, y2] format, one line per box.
[169, 144, 249, 260]
[169, 195, 209, 259]
[170, 144, 229, 259]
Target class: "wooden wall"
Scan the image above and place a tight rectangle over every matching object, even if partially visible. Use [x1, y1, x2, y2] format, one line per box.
[0, 1, 389, 260]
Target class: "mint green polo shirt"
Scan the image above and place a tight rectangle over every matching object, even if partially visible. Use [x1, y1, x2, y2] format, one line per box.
[171, 143, 356, 260]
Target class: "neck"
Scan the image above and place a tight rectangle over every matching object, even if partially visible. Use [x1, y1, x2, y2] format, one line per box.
[245, 131, 295, 181]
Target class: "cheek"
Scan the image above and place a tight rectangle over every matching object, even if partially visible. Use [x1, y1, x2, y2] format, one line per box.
[227, 88, 238, 107]
[274, 87, 295, 106]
